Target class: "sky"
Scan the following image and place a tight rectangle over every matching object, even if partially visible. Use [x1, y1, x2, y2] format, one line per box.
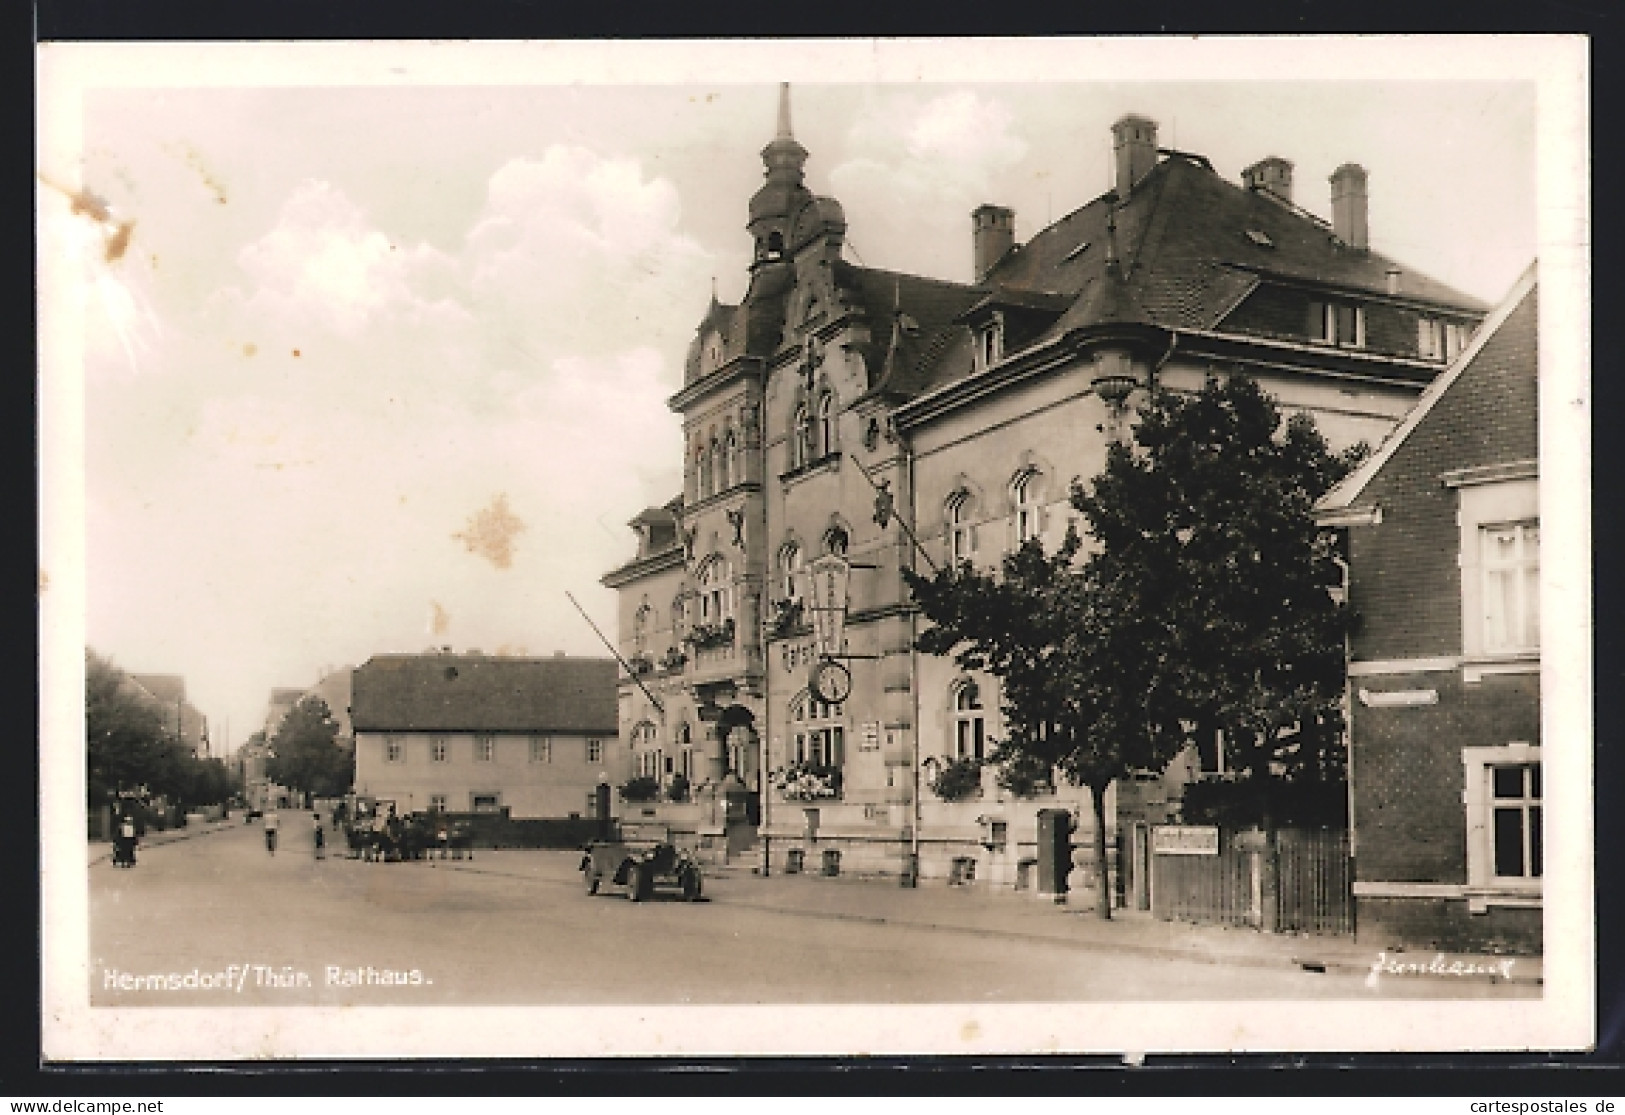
[38, 39, 1574, 754]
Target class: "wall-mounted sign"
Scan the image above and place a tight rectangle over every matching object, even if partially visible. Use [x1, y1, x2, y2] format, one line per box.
[859, 721, 881, 751]
[1357, 687, 1439, 708]
[1151, 825, 1220, 856]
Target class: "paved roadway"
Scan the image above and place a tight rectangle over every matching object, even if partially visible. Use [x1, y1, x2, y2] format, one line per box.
[89, 821, 1523, 1007]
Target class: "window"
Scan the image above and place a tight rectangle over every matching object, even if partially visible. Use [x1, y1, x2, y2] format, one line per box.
[778, 541, 804, 601]
[471, 793, 501, 813]
[385, 738, 403, 763]
[1490, 763, 1542, 880]
[710, 435, 723, 491]
[1482, 522, 1539, 653]
[952, 680, 987, 761]
[1462, 743, 1542, 905]
[946, 490, 977, 563]
[587, 739, 604, 764]
[1419, 317, 1470, 362]
[429, 794, 448, 813]
[698, 557, 732, 623]
[1013, 468, 1045, 544]
[824, 526, 849, 556]
[475, 735, 495, 762]
[530, 736, 551, 763]
[1309, 299, 1366, 349]
[816, 392, 836, 457]
[791, 693, 845, 769]
[973, 314, 1004, 371]
[791, 403, 811, 470]
[632, 603, 652, 656]
[430, 736, 448, 763]
[722, 430, 739, 489]
[632, 721, 661, 779]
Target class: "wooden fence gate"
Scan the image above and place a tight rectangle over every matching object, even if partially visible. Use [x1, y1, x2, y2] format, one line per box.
[1148, 826, 1353, 937]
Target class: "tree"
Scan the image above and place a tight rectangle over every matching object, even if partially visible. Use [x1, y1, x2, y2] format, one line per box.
[85, 648, 236, 811]
[903, 374, 1360, 915]
[86, 649, 175, 806]
[905, 531, 1188, 918]
[266, 696, 353, 800]
[1071, 375, 1361, 826]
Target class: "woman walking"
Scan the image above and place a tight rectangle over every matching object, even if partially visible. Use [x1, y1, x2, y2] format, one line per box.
[312, 812, 326, 860]
[263, 809, 280, 855]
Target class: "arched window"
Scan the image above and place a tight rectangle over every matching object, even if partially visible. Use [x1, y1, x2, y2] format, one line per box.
[696, 443, 712, 499]
[778, 540, 804, 600]
[791, 403, 811, 470]
[946, 490, 977, 564]
[632, 602, 653, 655]
[1013, 468, 1045, 544]
[676, 722, 695, 780]
[631, 721, 661, 779]
[816, 391, 836, 457]
[824, 525, 849, 556]
[698, 557, 733, 624]
[790, 692, 846, 769]
[722, 429, 739, 489]
[710, 434, 723, 491]
[952, 680, 986, 761]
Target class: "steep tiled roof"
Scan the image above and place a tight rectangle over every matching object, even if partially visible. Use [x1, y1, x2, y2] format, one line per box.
[832, 263, 984, 398]
[350, 654, 618, 734]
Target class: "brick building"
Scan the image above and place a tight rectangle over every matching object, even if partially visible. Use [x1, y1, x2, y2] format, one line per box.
[604, 86, 1489, 887]
[350, 652, 621, 819]
[1317, 264, 1539, 953]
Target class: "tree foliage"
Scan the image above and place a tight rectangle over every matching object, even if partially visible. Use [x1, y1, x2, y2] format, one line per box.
[903, 374, 1360, 914]
[266, 695, 353, 799]
[86, 648, 235, 808]
[1072, 375, 1361, 813]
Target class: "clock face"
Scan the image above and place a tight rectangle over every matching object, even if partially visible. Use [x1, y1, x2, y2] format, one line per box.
[812, 659, 852, 704]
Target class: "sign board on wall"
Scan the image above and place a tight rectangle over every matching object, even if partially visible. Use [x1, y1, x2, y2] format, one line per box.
[859, 722, 881, 751]
[1151, 825, 1220, 856]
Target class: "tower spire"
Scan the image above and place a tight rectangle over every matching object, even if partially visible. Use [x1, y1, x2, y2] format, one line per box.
[776, 82, 794, 139]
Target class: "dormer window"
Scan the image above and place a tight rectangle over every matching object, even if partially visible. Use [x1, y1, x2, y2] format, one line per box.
[973, 315, 1005, 371]
[1308, 299, 1365, 349]
[1419, 317, 1469, 363]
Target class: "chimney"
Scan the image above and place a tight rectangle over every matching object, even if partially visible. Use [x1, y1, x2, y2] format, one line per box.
[1330, 163, 1369, 249]
[1111, 114, 1159, 195]
[1242, 157, 1294, 205]
[971, 204, 1015, 283]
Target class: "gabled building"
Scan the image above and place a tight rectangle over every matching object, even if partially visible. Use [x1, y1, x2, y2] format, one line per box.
[350, 652, 621, 819]
[606, 86, 1490, 887]
[1317, 264, 1540, 954]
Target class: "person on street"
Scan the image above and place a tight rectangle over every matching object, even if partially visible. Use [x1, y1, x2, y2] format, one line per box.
[264, 809, 280, 855]
[313, 811, 326, 860]
[114, 813, 137, 868]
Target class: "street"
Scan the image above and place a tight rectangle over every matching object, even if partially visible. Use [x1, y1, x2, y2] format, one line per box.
[89, 823, 1533, 1007]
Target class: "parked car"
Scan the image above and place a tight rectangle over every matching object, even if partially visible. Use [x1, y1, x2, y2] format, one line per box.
[580, 823, 703, 902]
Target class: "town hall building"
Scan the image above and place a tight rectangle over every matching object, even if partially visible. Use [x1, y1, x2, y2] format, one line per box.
[602, 87, 1488, 890]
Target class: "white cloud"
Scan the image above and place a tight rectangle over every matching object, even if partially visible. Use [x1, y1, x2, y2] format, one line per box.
[830, 90, 1030, 282]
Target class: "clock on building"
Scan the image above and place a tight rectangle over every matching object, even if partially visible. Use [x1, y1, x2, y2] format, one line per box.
[810, 658, 852, 704]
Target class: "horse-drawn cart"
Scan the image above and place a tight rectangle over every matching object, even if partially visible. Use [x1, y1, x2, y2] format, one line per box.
[580, 823, 703, 902]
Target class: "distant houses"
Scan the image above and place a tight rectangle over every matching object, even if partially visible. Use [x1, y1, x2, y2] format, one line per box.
[350, 651, 621, 819]
[1317, 264, 1540, 954]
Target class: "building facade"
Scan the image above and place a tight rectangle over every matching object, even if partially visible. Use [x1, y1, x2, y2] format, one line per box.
[350, 652, 621, 819]
[603, 87, 1489, 889]
[1317, 266, 1540, 954]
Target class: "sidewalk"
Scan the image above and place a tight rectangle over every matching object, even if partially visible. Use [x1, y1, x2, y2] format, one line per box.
[436, 849, 1543, 988]
[87, 816, 239, 866]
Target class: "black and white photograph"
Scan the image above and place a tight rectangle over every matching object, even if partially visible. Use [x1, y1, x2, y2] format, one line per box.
[37, 37, 1592, 1060]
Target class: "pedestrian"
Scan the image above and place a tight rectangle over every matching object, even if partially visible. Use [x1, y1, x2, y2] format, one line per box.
[115, 813, 137, 868]
[313, 811, 326, 860]
[264, 809, 280, 855]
